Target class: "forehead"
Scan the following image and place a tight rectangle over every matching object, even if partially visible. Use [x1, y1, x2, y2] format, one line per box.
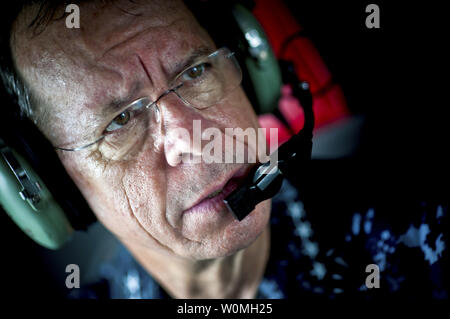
[12, 0, 214, 142]
[13, 0, 209, 62]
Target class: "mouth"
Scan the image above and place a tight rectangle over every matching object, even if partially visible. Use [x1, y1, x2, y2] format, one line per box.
[183, 165, 254, 215]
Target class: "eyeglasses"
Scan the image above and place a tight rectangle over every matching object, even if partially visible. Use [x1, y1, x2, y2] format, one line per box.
[55, 47, 243, 160]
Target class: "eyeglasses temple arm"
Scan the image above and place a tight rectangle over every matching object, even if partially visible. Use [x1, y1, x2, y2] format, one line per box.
[55, 136, 105, 152]
[224, 59, 314, 221]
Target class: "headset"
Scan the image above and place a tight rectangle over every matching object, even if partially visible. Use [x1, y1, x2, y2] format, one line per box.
[0, 0, 314, 250]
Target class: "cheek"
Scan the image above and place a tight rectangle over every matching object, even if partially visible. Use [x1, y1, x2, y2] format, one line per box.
[215, 91, 267, 161]
[211, 89, 259, 130]
[59, 153, 167, 246]
[111, 155, 187, 250]
[121, 160, 167, 224]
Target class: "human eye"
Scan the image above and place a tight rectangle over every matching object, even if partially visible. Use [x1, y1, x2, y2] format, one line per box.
[181, 62, 212, 82]
[105, 97, 151, 133]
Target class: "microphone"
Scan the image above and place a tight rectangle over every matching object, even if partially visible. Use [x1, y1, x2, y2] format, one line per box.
[224, 60, 314, 221]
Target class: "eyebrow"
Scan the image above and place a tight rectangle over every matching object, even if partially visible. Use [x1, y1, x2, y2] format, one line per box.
[171, 47, 215, 80]
[101, 81, 141, 117]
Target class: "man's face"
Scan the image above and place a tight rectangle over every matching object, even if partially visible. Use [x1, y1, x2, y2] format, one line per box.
[12, 0, 271, 259]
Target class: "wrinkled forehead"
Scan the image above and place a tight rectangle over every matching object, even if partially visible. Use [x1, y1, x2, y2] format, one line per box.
[12, 0, 211, 88]
[12, 0, 202, 62]
[10, 0, 214, 142]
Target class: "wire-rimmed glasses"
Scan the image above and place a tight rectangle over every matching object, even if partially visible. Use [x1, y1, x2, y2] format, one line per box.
[55, 47, 243, 160]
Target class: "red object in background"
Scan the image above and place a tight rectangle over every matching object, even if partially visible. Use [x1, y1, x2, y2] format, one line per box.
[253, 0, 350, 148]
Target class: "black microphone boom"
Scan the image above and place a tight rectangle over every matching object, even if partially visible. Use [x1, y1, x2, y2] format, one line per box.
[224, 60, 314, 221]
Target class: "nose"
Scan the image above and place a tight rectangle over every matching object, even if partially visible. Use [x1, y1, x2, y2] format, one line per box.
[157, 92, 211, 166]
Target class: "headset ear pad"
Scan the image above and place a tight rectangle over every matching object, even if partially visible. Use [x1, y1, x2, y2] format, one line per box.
[231, 3, 282, 115]
[0, 142, 74, 249]
[185, 1, 283, 115]
[0, 92, 96, 250]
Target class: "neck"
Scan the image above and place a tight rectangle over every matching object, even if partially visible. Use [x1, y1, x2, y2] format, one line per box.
[124, 225, 271, 298]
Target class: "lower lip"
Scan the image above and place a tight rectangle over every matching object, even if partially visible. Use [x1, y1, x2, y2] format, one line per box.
[183, 177, 240, 215]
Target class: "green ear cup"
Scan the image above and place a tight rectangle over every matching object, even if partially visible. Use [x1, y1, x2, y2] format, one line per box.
[232, 4, 283, 114]
[0, 141, 73, 249]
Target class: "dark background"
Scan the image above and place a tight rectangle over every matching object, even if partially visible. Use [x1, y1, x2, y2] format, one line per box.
[1, 0, 448, 299]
